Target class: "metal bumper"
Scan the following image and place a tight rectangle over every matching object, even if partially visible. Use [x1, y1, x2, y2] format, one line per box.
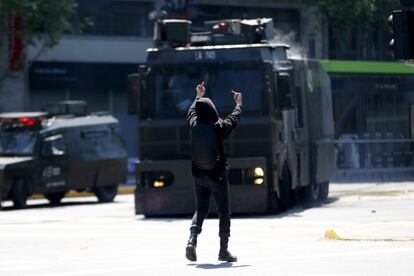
[135, 158, 268, 216]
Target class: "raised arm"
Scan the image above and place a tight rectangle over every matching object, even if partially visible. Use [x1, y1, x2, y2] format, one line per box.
[216, 91, 242, 139]
[187, 82, 206, 127]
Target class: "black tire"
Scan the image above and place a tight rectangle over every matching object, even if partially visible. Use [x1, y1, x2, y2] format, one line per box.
[94, 185, 118, 203]
[11, 178, 28, 209]
[305, 182, 320, 203]
[278, 163, 292, 211]
[44, 192, 66, 205]
[318, 182, 329, 202]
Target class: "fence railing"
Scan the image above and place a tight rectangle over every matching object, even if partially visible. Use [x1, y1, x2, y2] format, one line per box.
[335, 138, 414, 170]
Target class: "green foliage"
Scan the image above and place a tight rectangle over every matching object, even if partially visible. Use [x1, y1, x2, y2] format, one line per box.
[1, 0, 78, 48]
[298, 0, 400, 32]
[298, 0, 401, 59]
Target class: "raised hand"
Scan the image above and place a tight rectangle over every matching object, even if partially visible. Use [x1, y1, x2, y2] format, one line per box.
[231, 90, 242, 106]
[196, 81, 205, 98]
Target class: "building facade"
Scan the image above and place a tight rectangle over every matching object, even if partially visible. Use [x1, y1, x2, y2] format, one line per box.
[322, 61, 414, 181]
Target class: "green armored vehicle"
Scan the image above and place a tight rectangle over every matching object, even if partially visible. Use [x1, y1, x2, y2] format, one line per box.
[129, 18, 336, 215]
[0, 101, 128, 209]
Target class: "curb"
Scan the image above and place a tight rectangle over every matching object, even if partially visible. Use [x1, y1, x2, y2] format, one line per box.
[29, 186, 135, 200]
[325, 222, 414, 242]
[330, 190, 414, 198]
[325, 229, 343, 240]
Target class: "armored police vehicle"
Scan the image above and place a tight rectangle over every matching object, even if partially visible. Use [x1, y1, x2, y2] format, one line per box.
[129, 18, 336, 215]
[0, 101, 128, 209]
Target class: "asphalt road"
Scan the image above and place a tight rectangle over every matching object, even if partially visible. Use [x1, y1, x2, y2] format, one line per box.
[0, 183, 414, 276]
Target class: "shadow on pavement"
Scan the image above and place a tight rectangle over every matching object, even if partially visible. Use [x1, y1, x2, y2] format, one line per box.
[250, 197, 340, 220]
[187, 263, 251, 269]
[141, 197, 339, 221]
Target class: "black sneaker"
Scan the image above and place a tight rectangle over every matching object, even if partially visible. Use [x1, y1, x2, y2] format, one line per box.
[186, 244, 197, 262]
[218, 250, 237, 262]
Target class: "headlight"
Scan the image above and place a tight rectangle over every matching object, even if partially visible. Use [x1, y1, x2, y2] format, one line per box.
[153, 180, 165, 188]
[254, 167, 264, 177]
[253, 167, 264, 185]
[228, 167, 265, 185]
[254, 178, 264, 185]
[140, 171, 174, 188]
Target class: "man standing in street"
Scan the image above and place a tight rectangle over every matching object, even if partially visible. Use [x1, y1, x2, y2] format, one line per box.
[186, 81, 242, 262]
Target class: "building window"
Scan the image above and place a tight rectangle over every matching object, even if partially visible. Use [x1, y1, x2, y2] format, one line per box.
[333, 75, 414, 169]
[74, 0, 153, 37]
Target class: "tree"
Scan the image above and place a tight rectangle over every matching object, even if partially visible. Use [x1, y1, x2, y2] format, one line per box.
[298, 0, 401, 60]
[0, 0, 78, 111]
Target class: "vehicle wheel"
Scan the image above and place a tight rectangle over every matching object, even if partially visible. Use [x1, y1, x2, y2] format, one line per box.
[11, 178, 28, 209]
[44, 192, 66, 205]
[305, 182, 320, 203]
[318, 182, 329, 202]
[94, 184, 118, 203]
[278, 163, 292, 211]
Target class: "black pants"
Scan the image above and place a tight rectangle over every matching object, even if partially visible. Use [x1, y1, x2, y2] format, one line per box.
[190, 172, 231, 238]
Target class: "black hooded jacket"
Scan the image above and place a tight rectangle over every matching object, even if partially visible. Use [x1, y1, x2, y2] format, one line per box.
[187, 97, 242, 177]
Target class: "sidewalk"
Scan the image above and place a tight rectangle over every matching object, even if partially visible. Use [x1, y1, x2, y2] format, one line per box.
[329, 182, 414, 197]
[326, 182, 414, 242]
[325, 222, 414, 241]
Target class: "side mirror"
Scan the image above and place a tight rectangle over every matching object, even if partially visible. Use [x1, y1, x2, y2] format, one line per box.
[128, 66, 149, 118]
[42, 134, 65, 156]
[127, 73, 141, 115]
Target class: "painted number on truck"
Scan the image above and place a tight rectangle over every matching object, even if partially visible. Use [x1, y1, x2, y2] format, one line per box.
[42, 166, 61, 178]
[194, 51, 216, 61]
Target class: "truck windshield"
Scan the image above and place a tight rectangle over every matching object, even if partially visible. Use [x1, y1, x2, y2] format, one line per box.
[0, 130, 37, 156]
[151, 64, 263, 119]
